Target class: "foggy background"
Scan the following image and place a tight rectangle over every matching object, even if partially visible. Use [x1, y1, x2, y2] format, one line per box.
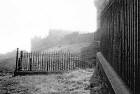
[0, 0, 97, 54]
[0, 1, 107, 94]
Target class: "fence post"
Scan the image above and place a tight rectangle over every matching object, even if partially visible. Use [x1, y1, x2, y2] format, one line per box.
[37, 52, 39, 71]
[15, 48, 19, 72]
[27, 52, 29, 71]
[18, 51, 23, 71]
[32, 52, 34, 71]
[68, 52, 70, 70]
[29, 57, 32, 71]
[22, 52, 25, 71]
[29, 53, 32, 71]
[45, 52, 48, 71]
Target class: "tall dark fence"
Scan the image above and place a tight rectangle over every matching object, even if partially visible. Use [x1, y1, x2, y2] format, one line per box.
[95, 0, 139, 93]
[14, 48, 91, 75]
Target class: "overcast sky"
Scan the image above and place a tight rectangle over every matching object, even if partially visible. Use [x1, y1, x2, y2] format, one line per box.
[0, 0, 97, 54]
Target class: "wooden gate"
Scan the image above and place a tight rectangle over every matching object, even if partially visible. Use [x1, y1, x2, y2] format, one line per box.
[14, 48, 87, 75]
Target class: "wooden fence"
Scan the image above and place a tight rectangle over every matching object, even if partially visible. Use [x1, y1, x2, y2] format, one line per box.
[14, 48, 90, 75]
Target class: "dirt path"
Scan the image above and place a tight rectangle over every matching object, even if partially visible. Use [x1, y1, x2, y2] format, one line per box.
[0, 69, 103, 94]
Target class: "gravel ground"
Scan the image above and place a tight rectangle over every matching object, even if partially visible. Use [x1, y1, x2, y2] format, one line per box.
[0, 68, 105, 94]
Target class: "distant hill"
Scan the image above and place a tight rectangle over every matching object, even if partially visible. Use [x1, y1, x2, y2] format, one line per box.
[31, 30, 94, 52]
[31, 30, 72, 51]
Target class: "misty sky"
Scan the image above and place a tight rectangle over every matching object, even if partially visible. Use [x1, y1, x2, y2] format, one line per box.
[0, 0, 97, 54]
